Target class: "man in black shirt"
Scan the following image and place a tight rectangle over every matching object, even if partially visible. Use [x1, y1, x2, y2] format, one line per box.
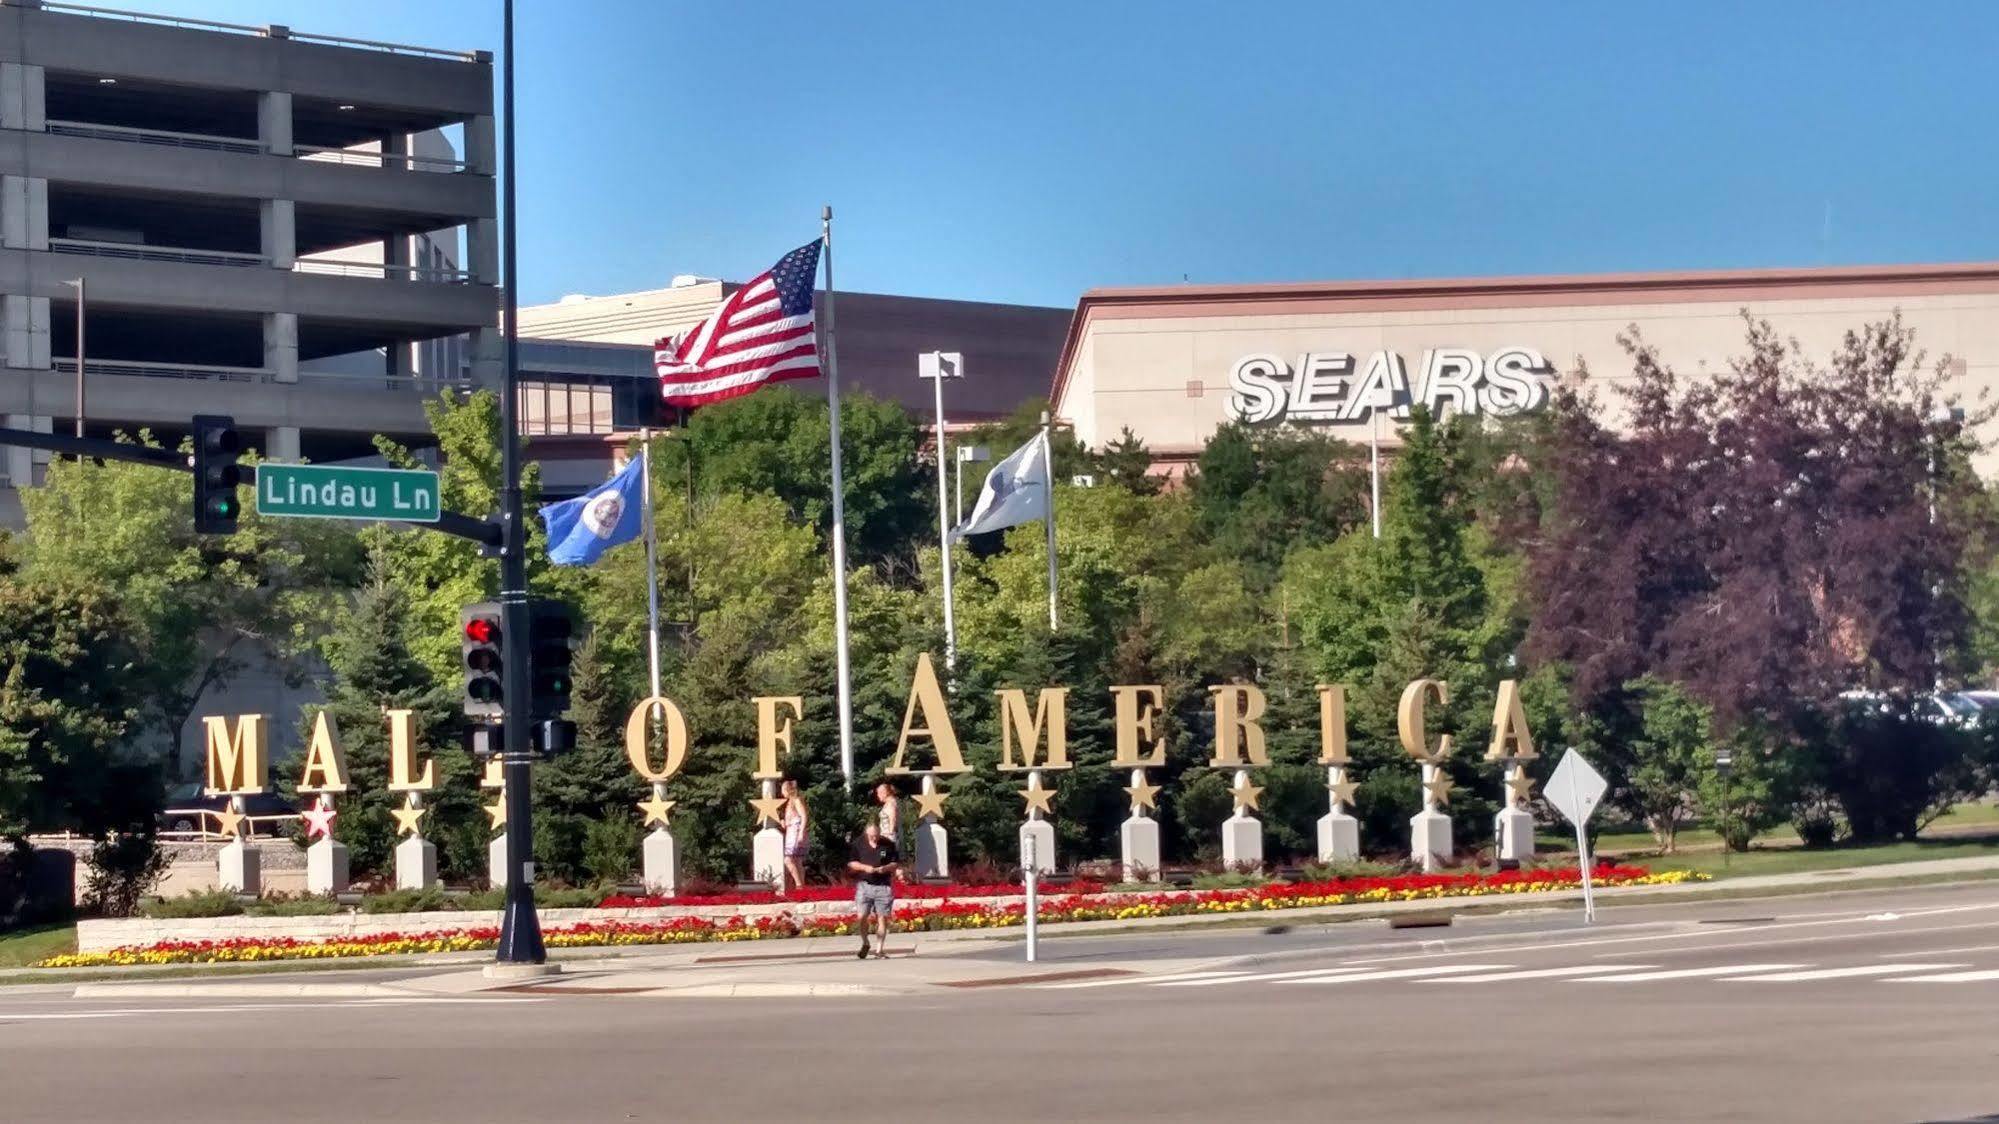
[847, 819, 900, 960]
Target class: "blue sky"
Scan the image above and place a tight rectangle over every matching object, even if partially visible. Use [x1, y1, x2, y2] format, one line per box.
[167, 1, 1999, 309]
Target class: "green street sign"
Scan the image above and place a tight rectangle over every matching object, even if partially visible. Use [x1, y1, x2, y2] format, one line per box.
[255, 463, 441, 524]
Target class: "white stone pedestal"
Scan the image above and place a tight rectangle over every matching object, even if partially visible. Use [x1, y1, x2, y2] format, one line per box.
[643, 827, 679, 895]
[1120, 815, 1161, 881]
[1222, 812, 1264, 870]
[1495, 806, 1535, 863]
[913, 818, 949, 880]
[1410, 809, 1453, 873]
[306, 838, 349, 895]
[218, 838, 260, 895]
[1019, 818, 1056, 875]
[395, 836, 437, 890]
[488, 835, 510, 888]
[752, 826, 784, 888]
[1317, 810, 1360, 864]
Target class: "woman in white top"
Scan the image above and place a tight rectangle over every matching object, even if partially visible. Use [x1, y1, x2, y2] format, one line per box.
[874, 781, 902, 881]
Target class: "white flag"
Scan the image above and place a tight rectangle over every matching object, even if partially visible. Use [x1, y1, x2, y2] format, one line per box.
[951, 432, 1050, 539]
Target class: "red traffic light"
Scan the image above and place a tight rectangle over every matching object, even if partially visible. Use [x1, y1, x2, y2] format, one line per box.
[464, 617, 499, 645]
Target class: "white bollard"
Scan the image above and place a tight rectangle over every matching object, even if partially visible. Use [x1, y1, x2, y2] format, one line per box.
[1024, 831, 1039, 963]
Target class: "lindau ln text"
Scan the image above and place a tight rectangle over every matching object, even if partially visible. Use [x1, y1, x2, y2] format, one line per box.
[259, 474, 436, 513]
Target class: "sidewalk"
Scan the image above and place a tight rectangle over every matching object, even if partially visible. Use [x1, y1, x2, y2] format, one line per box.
[55, 852, 1999, 1000]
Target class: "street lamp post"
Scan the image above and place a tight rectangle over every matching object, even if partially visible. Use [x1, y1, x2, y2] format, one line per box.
[954, 444, 988, 525]
[61, 278, 83, 438]
[920, 352, 961, 671]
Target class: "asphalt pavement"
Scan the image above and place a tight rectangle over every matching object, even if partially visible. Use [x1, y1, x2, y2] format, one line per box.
[6, 881, 1999, 1122]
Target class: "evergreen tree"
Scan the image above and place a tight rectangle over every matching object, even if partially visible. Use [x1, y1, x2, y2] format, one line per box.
[306, 552, 470, 878]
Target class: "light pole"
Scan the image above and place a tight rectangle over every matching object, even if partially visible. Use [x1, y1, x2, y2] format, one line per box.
[61, 278, 83, 438]
[920, 351, 962, 671]
[954, 443, 988, 525]
[1928, 404, 1965, 691]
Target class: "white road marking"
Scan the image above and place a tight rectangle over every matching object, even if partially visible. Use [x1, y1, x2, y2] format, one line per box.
[1887, 969, 1999, 982]
[1577, 963, 1806, 982]
[1036, 971, 1250, 990]
[1416, 964, 1660, 983]
[1882, 943, 1999, 959]
[1156, 968, 1378, 987]
[1288, 964, 1515, 984]
[1336, 901, 1999, 967]
[1724, 964, 1965, 981]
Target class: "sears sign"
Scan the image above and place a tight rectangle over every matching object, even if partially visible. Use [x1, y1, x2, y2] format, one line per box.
[1226, 347, 1552, 426]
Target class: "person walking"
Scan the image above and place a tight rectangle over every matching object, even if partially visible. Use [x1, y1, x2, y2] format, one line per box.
[847, 818, 900, 959]
[779, 778, 809, 895]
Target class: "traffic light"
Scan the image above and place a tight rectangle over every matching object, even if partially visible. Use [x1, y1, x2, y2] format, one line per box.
[528, 600, 574, 720]
[191, 415, 246, 535]
[460, 602, 504, 719]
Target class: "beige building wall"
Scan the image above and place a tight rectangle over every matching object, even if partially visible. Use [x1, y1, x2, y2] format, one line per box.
[518, 279, 729, 344]
[1052, 265, 1999, 473]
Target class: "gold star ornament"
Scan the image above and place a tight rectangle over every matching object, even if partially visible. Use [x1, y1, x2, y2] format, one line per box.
[391, 796, 428, 837]
[1231, 780, 1264, 814]
[1328, 779, 1360, 809]
[1019, 777, 1056, 816]
[484, 796, 507, 831]
[637, 793, 676, 828]
[1507, 770, 1536, 802]
[749, 795, 787, 828]
[1424, 773, 1456, 806]
[211, 803, 244, 839]
[1125, 776, 1161, 812]
[911, 786, 951, 820]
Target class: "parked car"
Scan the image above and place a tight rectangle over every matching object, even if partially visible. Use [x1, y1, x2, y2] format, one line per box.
[155, 783, 299, 838]
[1957, 689, 1999, 714]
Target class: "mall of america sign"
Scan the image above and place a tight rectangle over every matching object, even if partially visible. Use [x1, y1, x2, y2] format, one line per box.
[1226, 346, 1553, 426]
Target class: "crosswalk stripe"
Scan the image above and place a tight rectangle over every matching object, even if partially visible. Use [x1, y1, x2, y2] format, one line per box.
[1726, 964, 1965, 981]
[1416, 965, 1661, 983]
[1157, 968, 1378, 987]
[1035, 971, 1249, 991]
[1287, 964, 1516, 984]
[1577, 963, 1806, 982]
[1886, 969, 1999, 983]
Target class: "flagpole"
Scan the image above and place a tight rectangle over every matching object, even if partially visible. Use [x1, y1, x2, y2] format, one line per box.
[1040, 410, 1058, 632]
[930, 359, 957, 673]
[821, 205, 857, 789]
[640, 433, 662, 699]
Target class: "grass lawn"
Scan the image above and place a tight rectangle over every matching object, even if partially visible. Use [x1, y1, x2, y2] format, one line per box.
[1629, 837, 1999, 879]
[0, 922, 76, 968]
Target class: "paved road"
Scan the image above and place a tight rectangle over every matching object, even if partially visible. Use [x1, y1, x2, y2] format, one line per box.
[6, 882, 1999, 1123]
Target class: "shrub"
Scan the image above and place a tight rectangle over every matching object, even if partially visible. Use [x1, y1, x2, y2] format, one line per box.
[582, 818, 640, 886]
[84, 833, 167, 918]
[1192, 871, 1267, 890]
[1297, 858, 1407, 881]
[141, 888, 243, 918]
[360, 887, 458, 914]
[245, 894, 342, 917]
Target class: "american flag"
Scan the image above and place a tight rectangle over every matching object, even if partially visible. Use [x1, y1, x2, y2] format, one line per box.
[655, 241, 823, 407]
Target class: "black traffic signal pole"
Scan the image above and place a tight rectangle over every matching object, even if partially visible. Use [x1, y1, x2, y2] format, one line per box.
[492, 0, 545, 967]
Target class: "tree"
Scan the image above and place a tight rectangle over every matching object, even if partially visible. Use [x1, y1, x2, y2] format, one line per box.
[1529, 316, 1992, 732]
[0, 577, 153, 839]
[1186, 423, 1369, 588]
[1097, 427, 1161, 496]
[18, 437, 361, 756]
[1618, 678, 1711, 853]
[305, 552, 471, 878]
[666, 387, 931, 569]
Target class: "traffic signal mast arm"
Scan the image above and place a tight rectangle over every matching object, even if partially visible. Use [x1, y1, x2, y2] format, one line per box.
[0, 422, 502, 548]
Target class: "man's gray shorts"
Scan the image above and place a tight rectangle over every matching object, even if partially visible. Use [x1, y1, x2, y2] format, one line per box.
[855, 883, 895, 917]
